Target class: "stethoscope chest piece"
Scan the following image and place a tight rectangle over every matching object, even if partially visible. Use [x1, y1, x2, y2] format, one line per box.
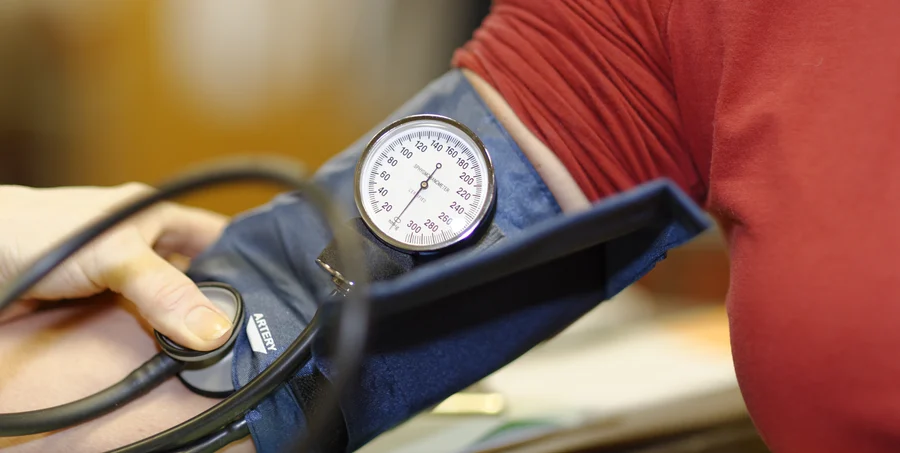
[154, 282, 245, 398]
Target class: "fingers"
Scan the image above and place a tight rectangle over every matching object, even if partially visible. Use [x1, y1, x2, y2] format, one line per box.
[99, 240, 234, 351]
[151, 203, 229, 258]
[112, 182, 228, 258]
[98, 189, 232, 351]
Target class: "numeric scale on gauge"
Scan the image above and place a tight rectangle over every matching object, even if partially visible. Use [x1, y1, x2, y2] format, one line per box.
[354, 114, 496, 253]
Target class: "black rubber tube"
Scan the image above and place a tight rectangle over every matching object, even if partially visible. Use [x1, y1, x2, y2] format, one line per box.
[0, 160, 368, 452]
[0, 353, 182, 436]
[107, 316, 319, 453]
[172, 418, 251, 453]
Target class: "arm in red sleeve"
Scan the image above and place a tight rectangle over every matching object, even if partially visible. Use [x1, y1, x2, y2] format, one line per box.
[452, 0, 705, 204]
[456, 1, 900, 452]
[669, 1, 900, 451]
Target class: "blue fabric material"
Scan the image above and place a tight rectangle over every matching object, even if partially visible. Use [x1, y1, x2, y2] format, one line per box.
[187, 69, 711, 453]
[313, 181, 707, 453]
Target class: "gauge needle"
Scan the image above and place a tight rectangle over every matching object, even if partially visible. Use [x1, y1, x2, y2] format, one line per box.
[391, 162, 442, 229]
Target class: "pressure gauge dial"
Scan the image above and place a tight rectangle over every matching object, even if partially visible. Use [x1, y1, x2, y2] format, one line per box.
[355, 114, 496, 253]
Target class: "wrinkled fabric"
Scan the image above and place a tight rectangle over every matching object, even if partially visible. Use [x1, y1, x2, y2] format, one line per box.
[458, 2, 900, 452]
[187, 69, 710, 452]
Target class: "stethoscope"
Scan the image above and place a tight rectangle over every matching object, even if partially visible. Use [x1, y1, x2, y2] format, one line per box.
[0, 157, 372, 453]
[0, 114, 503, 452]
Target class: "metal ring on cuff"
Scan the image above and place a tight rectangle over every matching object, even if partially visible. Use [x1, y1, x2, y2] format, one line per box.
[154, 282, 245, 363]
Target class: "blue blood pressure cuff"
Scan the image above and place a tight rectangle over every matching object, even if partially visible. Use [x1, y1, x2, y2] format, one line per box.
[187, 69, 711, 453]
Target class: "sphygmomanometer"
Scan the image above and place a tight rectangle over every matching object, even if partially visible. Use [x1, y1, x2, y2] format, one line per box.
[0, 69, 710, 453]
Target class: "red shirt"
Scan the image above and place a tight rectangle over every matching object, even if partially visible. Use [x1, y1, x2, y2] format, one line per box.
[453, 1, 900, 452]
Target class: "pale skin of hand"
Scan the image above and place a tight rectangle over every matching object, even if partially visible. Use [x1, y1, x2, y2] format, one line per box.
[0, 71, 589, 452]
[0, 183, 236, 351]
[0, 183, 252, 452]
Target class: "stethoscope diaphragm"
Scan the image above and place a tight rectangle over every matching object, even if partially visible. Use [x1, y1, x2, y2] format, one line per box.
[153, 282, 244, 398]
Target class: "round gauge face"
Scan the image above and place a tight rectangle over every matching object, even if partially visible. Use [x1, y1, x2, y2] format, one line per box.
[355, 115, 496, 253]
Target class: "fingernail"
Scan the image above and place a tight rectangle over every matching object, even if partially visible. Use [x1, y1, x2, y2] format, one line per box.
[185, 306, 232, 341]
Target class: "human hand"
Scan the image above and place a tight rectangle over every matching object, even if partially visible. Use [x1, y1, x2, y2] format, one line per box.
[0, 183, 233, 351]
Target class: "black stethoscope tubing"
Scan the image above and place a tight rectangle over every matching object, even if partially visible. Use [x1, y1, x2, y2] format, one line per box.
[0, 352, 183, 436]
[0, 157, 369, 453]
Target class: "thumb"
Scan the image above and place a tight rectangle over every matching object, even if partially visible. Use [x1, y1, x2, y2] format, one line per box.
[104, 244, 234, 351]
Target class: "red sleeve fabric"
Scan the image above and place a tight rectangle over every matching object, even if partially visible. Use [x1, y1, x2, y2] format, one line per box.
[669, 2, 900, 452]
[451, 0, 706, 204]
[454, 1, 900, 452]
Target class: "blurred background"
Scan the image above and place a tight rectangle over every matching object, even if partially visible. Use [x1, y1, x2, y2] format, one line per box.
[0, 0, 729, 301]
[0, 1, 749, 452]
[0, 0, 490, 214]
